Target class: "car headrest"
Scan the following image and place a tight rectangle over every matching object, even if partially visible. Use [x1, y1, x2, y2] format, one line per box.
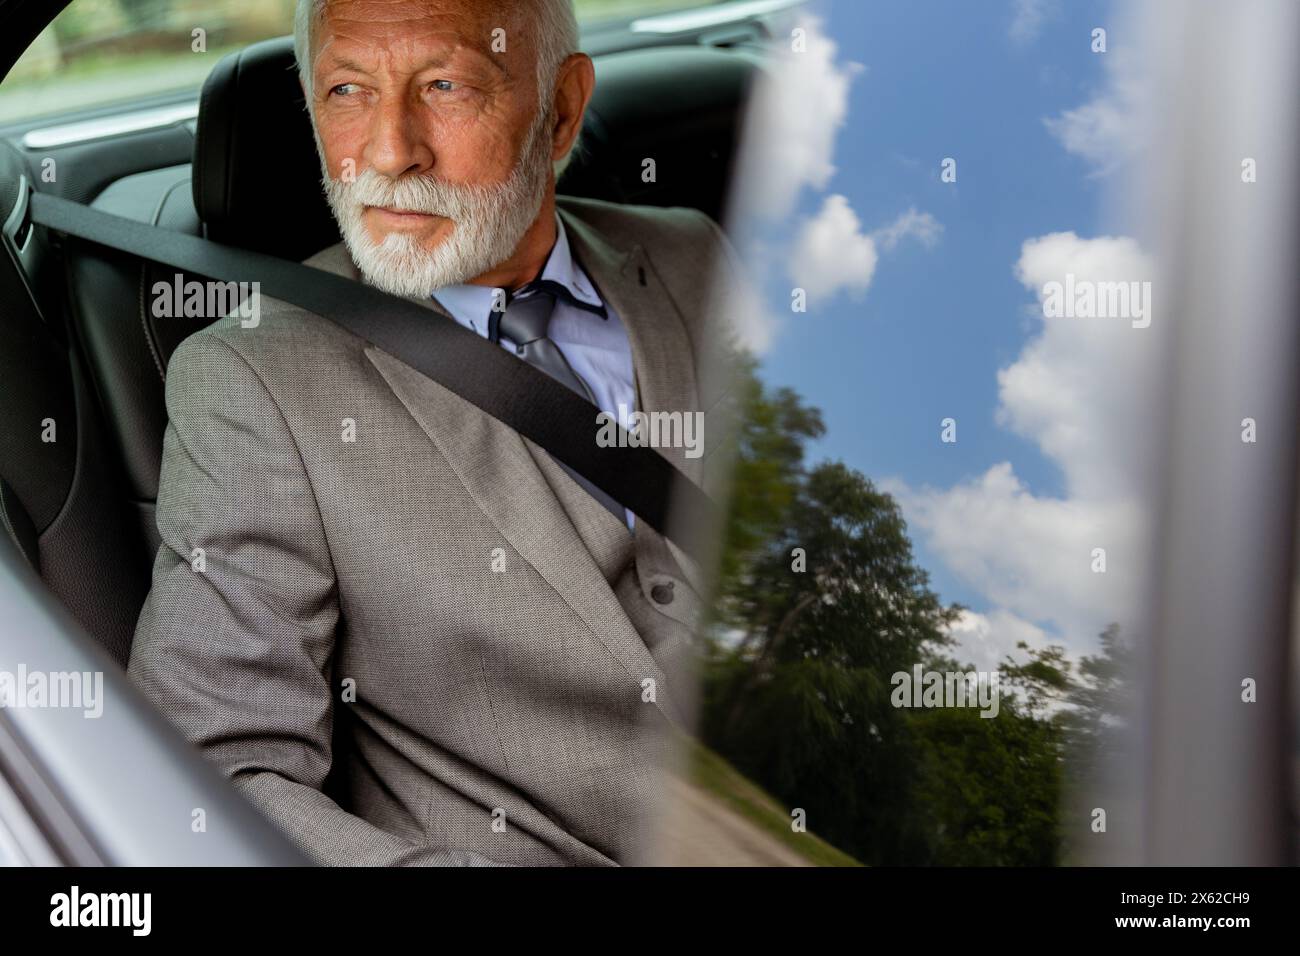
[558, 45, 758, 221]
[193, 36, 757, 261]
[193, 37, 340, 261]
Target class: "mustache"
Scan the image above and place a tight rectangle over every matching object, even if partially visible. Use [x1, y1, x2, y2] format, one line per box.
[329, 168, 499, 221]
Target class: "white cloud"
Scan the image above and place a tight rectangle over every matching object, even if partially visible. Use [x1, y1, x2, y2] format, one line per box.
[873, 207, 943, 252]
[885, 232, 1161, 659]
[1002, 232, 1159, 501]
[739, 16, 863, 220]
[887, 465, 1144, 651]
[789, 195, 878, 303]
[1009, 0, 1057, 45]
[789, 201, 943, 305]
[945, 607, 1051, 673]
[1045, 47, 1148, 176]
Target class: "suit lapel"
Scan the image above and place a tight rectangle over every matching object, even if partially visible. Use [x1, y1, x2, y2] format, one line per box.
[559, 206, 702, 484]
[302, 241, 685, 725]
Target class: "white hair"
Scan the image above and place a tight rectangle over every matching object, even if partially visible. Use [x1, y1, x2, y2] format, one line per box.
[293, 0, 581, 173]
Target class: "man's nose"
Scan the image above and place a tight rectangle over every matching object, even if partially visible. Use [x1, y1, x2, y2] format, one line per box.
[362, 95, 434, 179]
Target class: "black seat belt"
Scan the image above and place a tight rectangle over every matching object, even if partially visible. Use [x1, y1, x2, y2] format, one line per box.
[28, 191, 716, 558]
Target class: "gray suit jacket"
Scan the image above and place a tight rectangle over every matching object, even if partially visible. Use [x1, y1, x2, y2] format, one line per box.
[128, 196, 740, 866]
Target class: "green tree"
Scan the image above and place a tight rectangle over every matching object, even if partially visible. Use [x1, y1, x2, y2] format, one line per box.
[705, 456, 964, 861]
[703, 361, 1095, 865]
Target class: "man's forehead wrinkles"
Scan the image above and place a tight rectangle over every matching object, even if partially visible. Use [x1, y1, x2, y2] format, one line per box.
[319, 14, 513, 77]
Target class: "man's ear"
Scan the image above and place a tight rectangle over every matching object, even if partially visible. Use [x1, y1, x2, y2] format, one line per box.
[550, 53, 595, 163]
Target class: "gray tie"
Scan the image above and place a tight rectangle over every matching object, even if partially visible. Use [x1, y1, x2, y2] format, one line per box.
[496, 288, 627, 525]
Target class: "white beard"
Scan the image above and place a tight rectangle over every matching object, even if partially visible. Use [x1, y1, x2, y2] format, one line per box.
[318, 113, 553, 298]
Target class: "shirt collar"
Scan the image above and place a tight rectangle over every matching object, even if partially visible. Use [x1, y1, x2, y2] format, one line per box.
[432, 214, 603, 332]
[538, 212, 603, 308]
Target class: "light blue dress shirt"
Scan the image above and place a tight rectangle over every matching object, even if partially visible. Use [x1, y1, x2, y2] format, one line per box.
[432, 216, 637, 529]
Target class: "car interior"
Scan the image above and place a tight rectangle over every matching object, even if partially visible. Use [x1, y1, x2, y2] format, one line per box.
[0, 15, 769, 670]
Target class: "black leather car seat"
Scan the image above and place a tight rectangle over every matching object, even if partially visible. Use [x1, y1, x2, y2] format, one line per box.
[0, 142, 154, 665]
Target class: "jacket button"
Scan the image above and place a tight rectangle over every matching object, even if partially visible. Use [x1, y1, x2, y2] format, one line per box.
[651, 582, 675, 605]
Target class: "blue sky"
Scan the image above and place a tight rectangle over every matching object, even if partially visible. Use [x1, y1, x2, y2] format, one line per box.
[737, 0, 1147, 665]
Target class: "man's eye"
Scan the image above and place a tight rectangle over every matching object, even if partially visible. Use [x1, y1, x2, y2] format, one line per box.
[329, 83, 358, 97]
[431, 80, 455, 92]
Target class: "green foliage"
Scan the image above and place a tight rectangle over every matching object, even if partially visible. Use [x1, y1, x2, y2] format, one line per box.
[905, 700, 1063, 865]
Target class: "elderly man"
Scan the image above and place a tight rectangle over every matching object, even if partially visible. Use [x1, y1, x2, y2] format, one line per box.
[128, 0, 738, 866]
